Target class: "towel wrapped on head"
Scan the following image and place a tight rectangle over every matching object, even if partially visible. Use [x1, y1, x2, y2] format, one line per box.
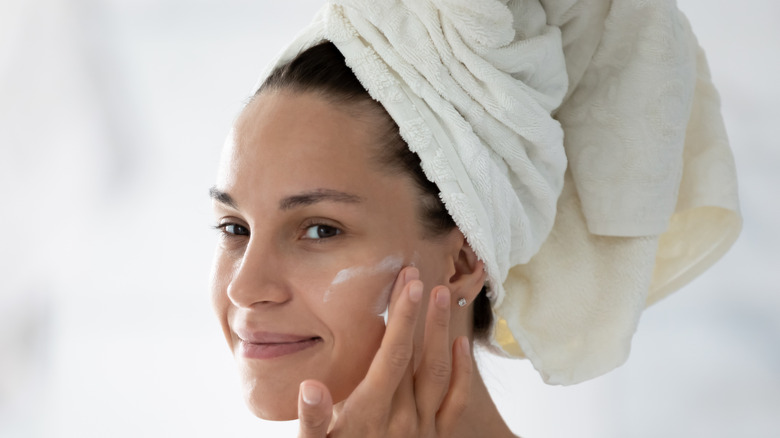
[256, 0, 741, 385]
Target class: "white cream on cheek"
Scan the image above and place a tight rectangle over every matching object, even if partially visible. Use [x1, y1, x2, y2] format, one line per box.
[376, 280, 395, 325]
[378, 251, 421, 324]
[329, 255, 404, 287]
[323, 255, 404, 322]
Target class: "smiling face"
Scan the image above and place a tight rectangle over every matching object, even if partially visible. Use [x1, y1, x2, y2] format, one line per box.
[209, 90, 458, 420]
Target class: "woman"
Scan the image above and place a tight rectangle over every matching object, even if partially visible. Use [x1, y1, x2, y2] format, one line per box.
[210, 41, 505, 436]
[210, 1, 741, 436]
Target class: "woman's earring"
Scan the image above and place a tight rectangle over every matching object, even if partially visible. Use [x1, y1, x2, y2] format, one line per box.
[458, 298, 467, 307]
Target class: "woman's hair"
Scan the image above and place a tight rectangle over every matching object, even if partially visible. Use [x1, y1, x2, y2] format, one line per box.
[257, 41, 493, 342]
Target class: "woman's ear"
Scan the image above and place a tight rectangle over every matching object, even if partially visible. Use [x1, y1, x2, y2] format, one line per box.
[446, 231, 487, 302]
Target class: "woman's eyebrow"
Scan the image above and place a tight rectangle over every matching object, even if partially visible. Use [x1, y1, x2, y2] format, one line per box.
[279, 189, 363, 211]
[209, 186, 238, 209]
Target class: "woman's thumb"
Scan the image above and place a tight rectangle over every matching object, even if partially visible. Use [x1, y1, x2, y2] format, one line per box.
[297, 380, 333, 438]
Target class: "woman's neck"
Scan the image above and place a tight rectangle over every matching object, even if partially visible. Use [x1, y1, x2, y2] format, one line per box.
[451, 358, 516, 438]
[328, 354, 517, 437]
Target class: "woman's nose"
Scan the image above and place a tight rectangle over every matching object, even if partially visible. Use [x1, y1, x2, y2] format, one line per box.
[226, 239, 291, 308]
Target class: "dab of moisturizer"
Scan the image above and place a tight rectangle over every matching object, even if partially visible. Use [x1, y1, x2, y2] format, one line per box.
[323, 255, 404, 323]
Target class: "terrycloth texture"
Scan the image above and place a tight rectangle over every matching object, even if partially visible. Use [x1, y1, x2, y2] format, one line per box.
[255, 0, 741, 384]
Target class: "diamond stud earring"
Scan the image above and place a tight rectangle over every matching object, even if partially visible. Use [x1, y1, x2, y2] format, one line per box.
[457, 298, 467, 307]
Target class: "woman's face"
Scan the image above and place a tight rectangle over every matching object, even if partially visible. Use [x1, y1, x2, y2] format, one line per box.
[210, 90, 456, 420]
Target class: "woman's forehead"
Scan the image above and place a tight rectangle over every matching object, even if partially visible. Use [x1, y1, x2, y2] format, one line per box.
[232, 92, 378, 164]
[215, 91, 417, 213]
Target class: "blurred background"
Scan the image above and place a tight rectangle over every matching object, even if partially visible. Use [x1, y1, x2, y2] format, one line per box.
[0, 0, 777, 436]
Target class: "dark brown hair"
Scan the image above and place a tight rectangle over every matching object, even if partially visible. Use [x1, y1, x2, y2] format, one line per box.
[257, 41, 493, 341]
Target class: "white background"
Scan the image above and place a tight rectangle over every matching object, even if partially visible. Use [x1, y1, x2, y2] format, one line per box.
[1, 1, 778, 437]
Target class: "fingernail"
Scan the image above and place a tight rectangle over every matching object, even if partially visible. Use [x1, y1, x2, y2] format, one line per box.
[302, 384, 322, 406]
[405, 267, 419, 283]
[435, 288, 450, 309]
[459, 337, 470, 358]
[409, 281, 423, 302]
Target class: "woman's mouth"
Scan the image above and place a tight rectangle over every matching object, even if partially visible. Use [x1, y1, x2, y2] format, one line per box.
[236, 332, 323, 360]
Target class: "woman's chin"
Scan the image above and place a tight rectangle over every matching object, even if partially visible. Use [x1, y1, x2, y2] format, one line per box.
[245, 393, 299, 421]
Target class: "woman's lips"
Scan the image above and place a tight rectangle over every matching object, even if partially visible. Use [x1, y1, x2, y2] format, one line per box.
[236, 331, 322, 360]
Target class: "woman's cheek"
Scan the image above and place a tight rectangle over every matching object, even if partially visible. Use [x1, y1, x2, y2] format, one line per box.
[281, 266, 392, 405]
[209, 249, 239, 350]
[320, 275, 393, 332]
[320, 255, 403, 315]
[318, 260, 403, 356]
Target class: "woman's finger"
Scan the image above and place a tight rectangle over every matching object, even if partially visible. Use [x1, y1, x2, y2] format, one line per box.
[297, 380, 333, 438]
[435, 336, 473, 437]
[414, 286, 453, 424]
[360, 267, 424, 399]
[386, 359, 420, 437]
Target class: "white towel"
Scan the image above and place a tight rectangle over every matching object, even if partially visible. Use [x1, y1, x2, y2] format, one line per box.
[255, 0, 741, 384]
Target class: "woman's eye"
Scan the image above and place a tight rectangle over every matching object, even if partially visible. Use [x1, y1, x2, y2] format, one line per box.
[303, 224, 341, 240]
[218, 223, 249, 236]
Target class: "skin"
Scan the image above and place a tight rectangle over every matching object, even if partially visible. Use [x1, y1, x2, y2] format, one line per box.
[210, 90, 515, 437]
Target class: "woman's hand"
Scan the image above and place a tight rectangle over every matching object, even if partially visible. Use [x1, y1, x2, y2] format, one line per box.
[296, 266, 473, 437]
